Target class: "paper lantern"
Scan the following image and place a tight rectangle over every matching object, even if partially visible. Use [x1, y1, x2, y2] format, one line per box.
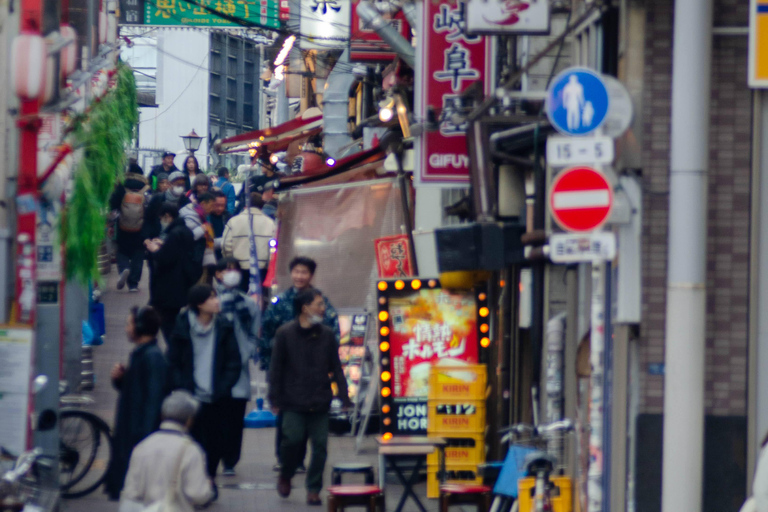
[11, 33, 47, 100]
[59, 25, 78, 78]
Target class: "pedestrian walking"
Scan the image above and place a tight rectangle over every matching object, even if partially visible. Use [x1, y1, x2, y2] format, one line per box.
[222, 192, 276, 292]
[215, 167, 237, 214]
[235, 166, 278, 214]
[146, 204, 196, 342]
[269, 288, 351, 506]
[105, 306, 168, 500]
[180, 193, 217, 284]
[213, 258, 260, 476]
[120, 391, 215, 511]
[166, 285, 241, 486]
[144, 171, 187, 241]
[181, 155, 202, 191]
[209, 190, 231, 261]
[180, 173, 211, 209]
[148, 151, 179, 191]
[109, 171, 150, 292]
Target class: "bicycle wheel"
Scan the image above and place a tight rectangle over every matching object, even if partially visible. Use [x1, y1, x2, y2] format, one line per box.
[59, 409, 113, 499]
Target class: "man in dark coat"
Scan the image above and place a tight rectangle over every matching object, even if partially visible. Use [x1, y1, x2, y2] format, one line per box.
[109, 172, 150, 292]
[167, 285, 241, 487]
[148, 151, 179, 191]
[146, 204, 196, 342]
[105, 306, 168, 500]
[208, 190, 230, 261]
[269, 288, 351, 506]
[144, 171, 187, 242]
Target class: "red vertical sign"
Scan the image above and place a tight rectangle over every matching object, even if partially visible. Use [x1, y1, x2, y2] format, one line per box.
[417, 0, 491, 185]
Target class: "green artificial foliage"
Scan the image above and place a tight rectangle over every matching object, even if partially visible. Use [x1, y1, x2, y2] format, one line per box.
[63, 61, 139, 284]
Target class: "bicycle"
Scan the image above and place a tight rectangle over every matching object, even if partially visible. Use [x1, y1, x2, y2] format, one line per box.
[58, 393, 114, 499]
[0, 448, 58, 512]
[498, 419, 575, 512]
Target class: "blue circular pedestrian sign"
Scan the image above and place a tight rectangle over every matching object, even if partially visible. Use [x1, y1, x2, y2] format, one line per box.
[546, 67, 610, 136]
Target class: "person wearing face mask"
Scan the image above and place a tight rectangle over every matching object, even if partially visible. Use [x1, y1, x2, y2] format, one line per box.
[144, 171, 187, 242]
[213, 258, 260, 476]
[180, 192, 217, 284]
[146, 204, 196, 342]
[269, 288, 351, 506]
[167, 285, 240, 497]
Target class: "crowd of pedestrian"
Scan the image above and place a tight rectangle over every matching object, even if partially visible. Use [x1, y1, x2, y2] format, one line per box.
[107, 151, 349, 509]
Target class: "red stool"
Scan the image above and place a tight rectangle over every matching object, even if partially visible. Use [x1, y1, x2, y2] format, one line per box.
[327, 485, 385, 512]
[438, 484, 492, 512]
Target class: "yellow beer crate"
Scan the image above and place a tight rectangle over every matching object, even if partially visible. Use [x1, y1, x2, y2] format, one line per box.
[517, 476, 573, 512]
[427, 399, 486, 434]
[426, 464, 483, 499]
[426, 433, 485, 466]
[428, 365, 488, 400]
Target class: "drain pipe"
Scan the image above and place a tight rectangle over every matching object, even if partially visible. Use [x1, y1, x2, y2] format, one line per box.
[356, 1, 415, 68]
[323, 48, 363, 159]
[661, 1, 713, 512]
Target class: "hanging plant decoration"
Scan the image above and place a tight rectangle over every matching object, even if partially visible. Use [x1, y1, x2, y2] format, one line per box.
[62, 62, 139, 284]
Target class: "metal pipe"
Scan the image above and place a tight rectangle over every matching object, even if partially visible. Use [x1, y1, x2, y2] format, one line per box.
[356, 1, 415, 68]
[662, 0, 714, 511]
[401, 1, 418, 32]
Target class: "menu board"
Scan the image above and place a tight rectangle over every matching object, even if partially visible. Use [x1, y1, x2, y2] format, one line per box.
[337, 314, 369, 401]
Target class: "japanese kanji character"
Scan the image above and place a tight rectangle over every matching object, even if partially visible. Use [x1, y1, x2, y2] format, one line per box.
[310, 0, 341, 15]
[439, 94, 468, 135]
[434, 43, 480, 92]
[402, 338, 421, 360]
[433, 2, 480, 43]
[154, 0, 176, 18]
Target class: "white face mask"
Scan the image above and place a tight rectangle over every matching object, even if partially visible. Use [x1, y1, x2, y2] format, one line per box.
[222, 271, 241, 288]
[160, 219, 171, 230]
[308, 313, 323, 325]
[172, 186, 185, 196]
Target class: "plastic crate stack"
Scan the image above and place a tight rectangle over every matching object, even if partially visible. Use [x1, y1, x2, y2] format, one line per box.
[426, 364, 487, 498]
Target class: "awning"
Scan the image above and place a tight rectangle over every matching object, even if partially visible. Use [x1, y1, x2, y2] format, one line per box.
[215, 114, 324, 155]
[274, 146, 388, 191]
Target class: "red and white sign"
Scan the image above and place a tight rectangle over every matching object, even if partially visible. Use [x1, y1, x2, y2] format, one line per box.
[374, 234, 414, 278]
[350, 0, 410, 62]
[416, 0, 492, 185]
[549, 166, 613, 232]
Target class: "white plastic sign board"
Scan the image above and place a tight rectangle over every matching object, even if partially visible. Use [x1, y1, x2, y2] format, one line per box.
[546, 135, 614, 166]
[0, 328, 34, 455]
[465, 0, 550, 34]
[550, 232, 616, 263]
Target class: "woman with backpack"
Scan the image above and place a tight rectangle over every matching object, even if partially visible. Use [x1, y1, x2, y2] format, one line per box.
[109, 171, 150, 292]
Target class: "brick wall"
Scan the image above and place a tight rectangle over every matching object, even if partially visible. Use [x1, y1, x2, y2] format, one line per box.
[638, 0, 752, 416]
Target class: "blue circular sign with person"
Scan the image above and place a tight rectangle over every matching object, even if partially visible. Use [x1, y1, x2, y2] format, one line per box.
[546, 67, 610, 136]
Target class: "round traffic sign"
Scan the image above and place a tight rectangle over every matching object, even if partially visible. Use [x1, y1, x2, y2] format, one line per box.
[549, 166, 613, 232]
[546, 67, 610, 136]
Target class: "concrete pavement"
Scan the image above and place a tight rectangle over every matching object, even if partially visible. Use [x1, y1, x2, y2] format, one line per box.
[61, 264, 438, 512]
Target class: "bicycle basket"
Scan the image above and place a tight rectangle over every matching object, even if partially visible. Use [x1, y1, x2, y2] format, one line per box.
[493, 445, 538, 498]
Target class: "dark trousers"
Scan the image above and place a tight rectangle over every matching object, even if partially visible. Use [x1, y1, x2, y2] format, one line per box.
[279, 411, 329, 492]
[156, 307, 180, 343]
[276, 411, 307, 463]
[191, 400, 228, 477]
[239, 267, 268, 293]
[116, 247, 144, 288]
[222, 398, 248, 469]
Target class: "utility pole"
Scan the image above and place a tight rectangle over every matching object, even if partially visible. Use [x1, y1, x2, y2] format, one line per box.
[661, 1, 714, 512]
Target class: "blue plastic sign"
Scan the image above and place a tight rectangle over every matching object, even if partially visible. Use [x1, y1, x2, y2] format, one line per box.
[546, 67, 610, 136]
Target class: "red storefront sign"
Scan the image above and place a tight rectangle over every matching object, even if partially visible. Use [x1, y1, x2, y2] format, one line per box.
[417, 0, 491, 185]
[388, 289, 479, 398]
[350, 0, 410, 61]
[374, 234, 414, 278]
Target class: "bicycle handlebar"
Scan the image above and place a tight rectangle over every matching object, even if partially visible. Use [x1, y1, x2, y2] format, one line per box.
[499, 419, 575, 439]
[1, 448, 43, 485]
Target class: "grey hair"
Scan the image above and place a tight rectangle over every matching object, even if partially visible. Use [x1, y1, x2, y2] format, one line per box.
[161, 390, 200, 425]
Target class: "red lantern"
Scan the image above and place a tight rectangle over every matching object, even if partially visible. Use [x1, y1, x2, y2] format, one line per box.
[11, 32, 47, 100]
[59, 25, 78, 78]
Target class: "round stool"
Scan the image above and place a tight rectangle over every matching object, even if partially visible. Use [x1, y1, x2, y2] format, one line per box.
[438, 483, 493, 512]
[327, 485, 385, 512]
[331, 462, 376, 485]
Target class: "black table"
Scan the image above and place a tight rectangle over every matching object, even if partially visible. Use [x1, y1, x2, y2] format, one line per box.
[376, 436, 446, 512]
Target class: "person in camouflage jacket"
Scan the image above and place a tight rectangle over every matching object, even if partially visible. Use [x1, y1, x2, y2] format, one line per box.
[259, 256, 340, 371]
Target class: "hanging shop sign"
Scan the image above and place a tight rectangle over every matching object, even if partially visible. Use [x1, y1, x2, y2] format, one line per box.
[0, 328, 34, 455]
[119, 0, 281, 29]
[300, 0, 351, 49]
[416, 0, 491, 185]
[374, 234, 414, 278]
[377, 279, 489, 435]
[465, 0, 549, 34]
[750, 0, 768, 87]
[350, 0, 410, 61]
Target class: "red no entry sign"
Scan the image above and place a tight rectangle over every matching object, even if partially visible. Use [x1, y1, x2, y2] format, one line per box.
[549, 166, 613, 232]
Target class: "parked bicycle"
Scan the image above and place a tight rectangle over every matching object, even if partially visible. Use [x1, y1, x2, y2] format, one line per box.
[0, 448, 58, 512]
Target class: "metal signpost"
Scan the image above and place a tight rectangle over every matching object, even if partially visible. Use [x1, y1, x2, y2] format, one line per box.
[546, 67, 615, 512]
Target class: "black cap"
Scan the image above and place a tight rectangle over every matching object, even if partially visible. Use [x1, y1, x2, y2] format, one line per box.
[162, 151, 176, 158]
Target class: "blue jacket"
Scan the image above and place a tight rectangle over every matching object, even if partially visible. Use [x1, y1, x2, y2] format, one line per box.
[260, 286, 340, 370]
[216, 177, 236, 214]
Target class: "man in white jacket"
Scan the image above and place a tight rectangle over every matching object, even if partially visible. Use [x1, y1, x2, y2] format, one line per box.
[222, 192, 276, 292]
[121, 391, 215, 511]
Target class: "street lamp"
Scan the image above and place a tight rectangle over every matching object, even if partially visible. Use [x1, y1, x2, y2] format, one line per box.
[181, 129, 203, 154]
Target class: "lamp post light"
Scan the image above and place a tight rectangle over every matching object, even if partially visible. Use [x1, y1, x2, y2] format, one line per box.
[181, 129, 203, 155]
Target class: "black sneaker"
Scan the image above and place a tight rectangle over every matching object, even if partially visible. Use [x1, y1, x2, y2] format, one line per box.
[296, 464, 307, 474]
[116, 269, 129, 290]
[222, 467, 236, 477]
[272, 462, 282, 472]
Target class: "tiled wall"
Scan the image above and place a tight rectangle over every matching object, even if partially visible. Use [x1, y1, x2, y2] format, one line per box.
[638, 0, 752, 416]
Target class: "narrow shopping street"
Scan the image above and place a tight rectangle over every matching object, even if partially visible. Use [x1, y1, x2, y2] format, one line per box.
[61, 266, 435, 512]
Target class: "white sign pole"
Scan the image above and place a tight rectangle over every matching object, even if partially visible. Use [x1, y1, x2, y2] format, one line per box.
[588, 261, 606, 512]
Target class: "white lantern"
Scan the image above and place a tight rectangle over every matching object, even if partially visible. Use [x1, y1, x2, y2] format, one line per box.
[11, 33, 47, 100]
[59, 25, 78, 78]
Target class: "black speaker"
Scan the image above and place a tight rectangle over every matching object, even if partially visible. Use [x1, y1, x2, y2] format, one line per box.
[435, 222, 524, 272]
